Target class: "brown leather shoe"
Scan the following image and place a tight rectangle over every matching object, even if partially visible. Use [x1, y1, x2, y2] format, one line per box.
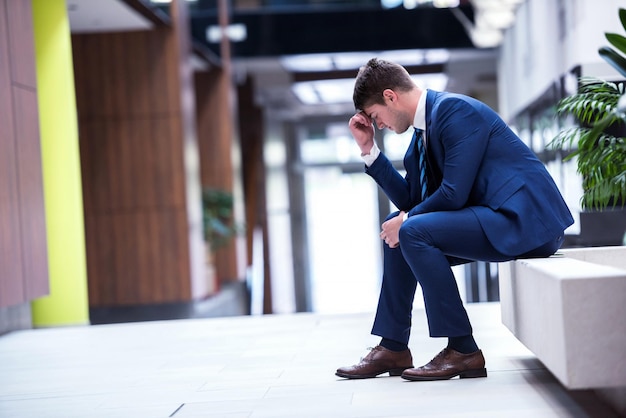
[401, 347, 487, 381]
[336, 346, 413, 379]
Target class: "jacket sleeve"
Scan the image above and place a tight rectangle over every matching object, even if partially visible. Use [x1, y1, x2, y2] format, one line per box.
[408, 97, 490, 217]
[365, 152, 413, 211]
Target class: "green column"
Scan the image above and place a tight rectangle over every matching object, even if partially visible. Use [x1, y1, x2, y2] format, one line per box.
[31, 0, 89, 326]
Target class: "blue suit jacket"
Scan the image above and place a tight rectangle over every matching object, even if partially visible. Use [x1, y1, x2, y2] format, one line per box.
[366, 90, 574, 256]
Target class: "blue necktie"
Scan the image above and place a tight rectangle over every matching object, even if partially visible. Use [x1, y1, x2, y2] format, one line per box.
[414, 128, 428, 201]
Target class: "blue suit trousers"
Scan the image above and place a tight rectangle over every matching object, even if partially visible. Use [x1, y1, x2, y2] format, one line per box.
[371, 209, 562, 344]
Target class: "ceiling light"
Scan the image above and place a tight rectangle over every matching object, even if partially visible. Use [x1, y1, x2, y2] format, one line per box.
[479, 9, 515, 29]
[469, 27, 503, 48]
[403, 0, 418, 9]
[292, 79, 354, 105]
[381, 0, 403, 8]
[281, 49, 449, 73]
[382, 0, 459, 7]
[433, 0, 460, 7]
[291, 73, 448, 106]
[207, 23, 247, 43]
[281, 54, 335, 72]
[451, 1, 523, 48]
[150, 0, 197, 3]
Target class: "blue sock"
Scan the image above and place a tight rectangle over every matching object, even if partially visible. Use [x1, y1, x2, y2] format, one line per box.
[380, 337, 408, 352]
[448, 335, 479, 354]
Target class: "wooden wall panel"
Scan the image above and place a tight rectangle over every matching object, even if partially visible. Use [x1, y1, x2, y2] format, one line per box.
[73, 13, 201, 306]
[0, 0, 48, 308]
[195, 69, 239, 283]
[84, 214, 107, 305]
[5, 0, 36, 87]
[195, 70, 234, 189]
[0, 7, 25, 306]
[74, 30, 176, 120]
[0, 73, 24, 306]
[12, 87, 48, 300]
[237, 77, 272, 313]
[76, 116, 187, 211]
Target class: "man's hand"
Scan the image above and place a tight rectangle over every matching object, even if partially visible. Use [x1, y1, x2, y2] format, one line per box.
[380, 211, 405, 248]
[349, 112, 375, 155]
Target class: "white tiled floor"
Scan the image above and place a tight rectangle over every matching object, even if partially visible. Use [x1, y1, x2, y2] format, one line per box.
[0, 303, 619, 417]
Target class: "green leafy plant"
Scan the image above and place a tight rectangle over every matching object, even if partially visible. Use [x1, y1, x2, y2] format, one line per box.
[549, 78, 626, 210]
[599, 8, 626, 79]
[548, 8, 626, 210]
[202, 188, 239, 250]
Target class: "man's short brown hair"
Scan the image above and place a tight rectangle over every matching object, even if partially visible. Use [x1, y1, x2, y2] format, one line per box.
[353, 58, 416, 111]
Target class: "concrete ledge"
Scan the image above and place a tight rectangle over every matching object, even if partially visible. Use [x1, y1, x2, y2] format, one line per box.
[499, 246, 626, 391]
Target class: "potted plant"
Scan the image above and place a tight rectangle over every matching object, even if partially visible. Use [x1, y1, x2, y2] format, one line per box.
[548, 7, 626, 246]
[549, 77, 625, 210]
[202, 188, 239, 253]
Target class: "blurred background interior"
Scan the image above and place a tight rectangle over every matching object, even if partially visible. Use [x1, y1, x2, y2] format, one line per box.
[1, 0, 625, 334]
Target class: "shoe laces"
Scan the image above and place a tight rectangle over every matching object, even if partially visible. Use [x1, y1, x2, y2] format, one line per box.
[430, 348, 449, 363]
[359, 346, 378, 362]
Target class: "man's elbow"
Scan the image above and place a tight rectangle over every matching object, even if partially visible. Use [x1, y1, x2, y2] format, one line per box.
[440, 188, 468, 210]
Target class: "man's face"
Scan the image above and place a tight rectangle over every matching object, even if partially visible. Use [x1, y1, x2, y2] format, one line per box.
[363, 100, 412, 134]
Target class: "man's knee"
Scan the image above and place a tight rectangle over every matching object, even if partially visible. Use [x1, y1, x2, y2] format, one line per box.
[399, 216, 429, 246]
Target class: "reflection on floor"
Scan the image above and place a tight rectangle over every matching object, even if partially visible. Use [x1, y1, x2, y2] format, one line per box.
[0, 303, 618, 417]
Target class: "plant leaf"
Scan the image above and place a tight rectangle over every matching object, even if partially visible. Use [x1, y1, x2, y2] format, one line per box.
[599, 46, 626, 78]
[620, 8, 626, 32]
[606, 33, 626, 55]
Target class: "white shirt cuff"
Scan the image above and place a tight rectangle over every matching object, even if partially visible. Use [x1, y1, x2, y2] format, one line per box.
[361, 143, 380, 166]
[403, 212, 408, 222]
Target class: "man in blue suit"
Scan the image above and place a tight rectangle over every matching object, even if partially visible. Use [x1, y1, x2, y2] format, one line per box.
[336, 58, 574, 381]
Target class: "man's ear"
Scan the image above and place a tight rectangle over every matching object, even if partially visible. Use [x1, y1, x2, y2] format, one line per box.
[383, 89, 398, 104]
[382, 89, 396, 103]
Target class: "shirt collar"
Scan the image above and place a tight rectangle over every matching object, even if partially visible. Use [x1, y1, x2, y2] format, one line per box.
[413, 89, 427, 131]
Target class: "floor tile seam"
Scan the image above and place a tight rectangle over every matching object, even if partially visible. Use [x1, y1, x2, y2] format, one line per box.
[161, 398, 260, 415]
[0, 390, 115, 402]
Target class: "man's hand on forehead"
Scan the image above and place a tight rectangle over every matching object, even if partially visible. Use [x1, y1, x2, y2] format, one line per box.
[352, 111, 372, 126]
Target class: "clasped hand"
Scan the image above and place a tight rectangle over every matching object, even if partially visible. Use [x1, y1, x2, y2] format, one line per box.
[380, 211, 405, 248]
